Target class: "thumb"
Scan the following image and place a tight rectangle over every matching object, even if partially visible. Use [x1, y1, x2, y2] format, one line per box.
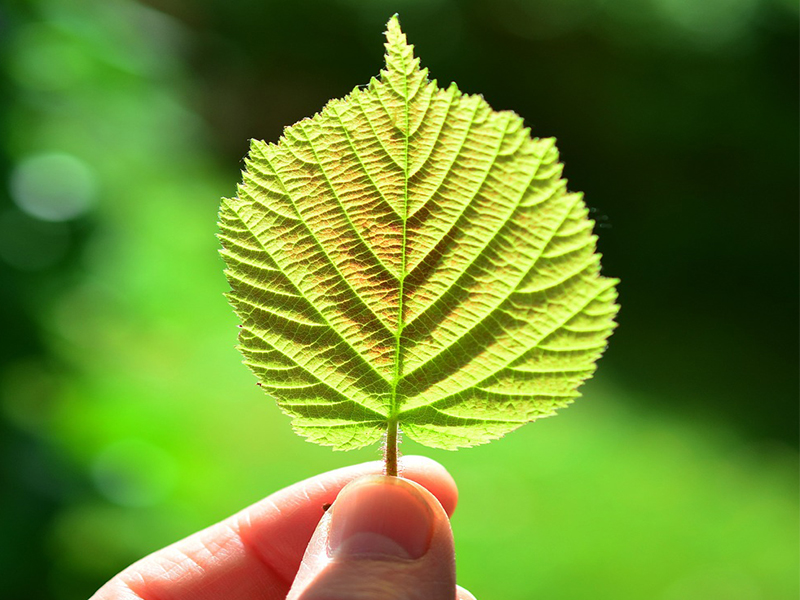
[287, 475, 456, 600]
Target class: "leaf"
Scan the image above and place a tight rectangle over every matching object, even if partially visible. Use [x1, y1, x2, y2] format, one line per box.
[218, 15, 618, 452]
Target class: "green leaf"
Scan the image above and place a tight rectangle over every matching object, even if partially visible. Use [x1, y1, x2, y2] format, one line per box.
[218, 15, 618, 451]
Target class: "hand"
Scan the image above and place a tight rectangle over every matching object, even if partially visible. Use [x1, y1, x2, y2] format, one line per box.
[92, 456, 476, 600]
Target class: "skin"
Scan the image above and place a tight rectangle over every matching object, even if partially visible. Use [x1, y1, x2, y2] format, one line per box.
[92, 456, 476, 600]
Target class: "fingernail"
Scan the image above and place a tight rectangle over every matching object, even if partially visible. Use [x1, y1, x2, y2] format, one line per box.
[328, 476, 434, 560]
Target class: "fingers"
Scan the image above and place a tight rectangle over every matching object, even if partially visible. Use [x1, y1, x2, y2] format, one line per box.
[237, 455, 458, 585]
[287, 476, 458, 600]
[91, 456, 458, 600]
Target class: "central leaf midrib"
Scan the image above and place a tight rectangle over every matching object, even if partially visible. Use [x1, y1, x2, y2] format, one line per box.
[388, 46, 411, 425]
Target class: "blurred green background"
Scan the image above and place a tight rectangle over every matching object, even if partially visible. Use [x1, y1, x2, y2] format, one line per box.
[1, 0, 797, 598]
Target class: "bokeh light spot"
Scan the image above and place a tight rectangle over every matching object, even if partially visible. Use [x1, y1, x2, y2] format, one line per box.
[10, 152, 97, 222]
[653, 0, 759, 46]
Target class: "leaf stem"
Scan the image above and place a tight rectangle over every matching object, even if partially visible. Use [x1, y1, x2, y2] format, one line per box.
[384, 419, 399, 476]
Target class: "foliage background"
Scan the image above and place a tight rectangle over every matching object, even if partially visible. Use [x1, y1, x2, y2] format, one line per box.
[1, 0, 797, 598]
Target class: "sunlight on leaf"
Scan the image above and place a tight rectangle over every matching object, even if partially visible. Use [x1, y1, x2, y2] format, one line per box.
[218, 15, 618, 451]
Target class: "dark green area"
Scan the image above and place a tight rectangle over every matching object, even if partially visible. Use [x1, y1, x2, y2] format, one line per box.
[1, 0, 797, 599]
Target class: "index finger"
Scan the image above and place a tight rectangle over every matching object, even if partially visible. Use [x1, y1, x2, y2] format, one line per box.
[91, 456, 457, 600]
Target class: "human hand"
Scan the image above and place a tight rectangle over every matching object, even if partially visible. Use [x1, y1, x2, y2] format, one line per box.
[91, 456, 476, 600]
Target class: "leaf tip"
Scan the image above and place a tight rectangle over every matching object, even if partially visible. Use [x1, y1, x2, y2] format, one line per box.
[386, 13, 402, 35]
[384, 13, 409, 53]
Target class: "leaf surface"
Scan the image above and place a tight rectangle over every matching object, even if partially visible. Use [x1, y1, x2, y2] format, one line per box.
[219, 16, 618, 450]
